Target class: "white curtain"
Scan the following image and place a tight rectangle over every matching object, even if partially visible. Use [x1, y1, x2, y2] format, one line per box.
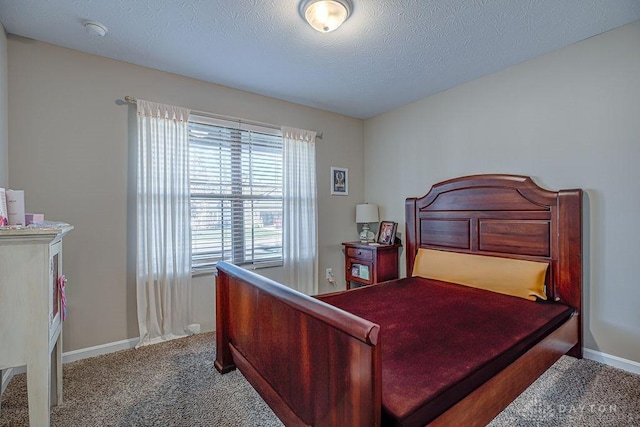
[136, 99, 196, 347]
[282, 126, 318, 295]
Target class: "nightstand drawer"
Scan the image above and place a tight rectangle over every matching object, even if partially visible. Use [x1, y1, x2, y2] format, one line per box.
[346, 247, 373, 260]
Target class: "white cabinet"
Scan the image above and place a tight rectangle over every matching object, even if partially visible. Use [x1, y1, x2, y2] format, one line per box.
[0, 224, 73, 427]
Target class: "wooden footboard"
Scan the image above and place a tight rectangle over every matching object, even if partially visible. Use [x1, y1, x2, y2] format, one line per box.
[215, 261, 382, 427]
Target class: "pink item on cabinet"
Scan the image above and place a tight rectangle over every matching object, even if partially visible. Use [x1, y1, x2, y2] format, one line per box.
[25, 213, 45, 225]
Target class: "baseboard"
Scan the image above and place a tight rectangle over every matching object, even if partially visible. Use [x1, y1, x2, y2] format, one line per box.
[62, 337, 139, 364]
[584, 348, 640, 375]
[7, 337, 140, 377]
[1, 368, 13, 394]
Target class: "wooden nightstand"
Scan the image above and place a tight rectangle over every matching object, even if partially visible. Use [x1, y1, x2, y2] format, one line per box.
[342, 242, 400, 289]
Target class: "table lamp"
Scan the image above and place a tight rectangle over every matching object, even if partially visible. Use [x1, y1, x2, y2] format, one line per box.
[356, 203, 379, 242]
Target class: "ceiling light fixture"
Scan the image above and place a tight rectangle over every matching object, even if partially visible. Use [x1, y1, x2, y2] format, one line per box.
[84, 20, 108, 37]
[299, 0, 352, 33]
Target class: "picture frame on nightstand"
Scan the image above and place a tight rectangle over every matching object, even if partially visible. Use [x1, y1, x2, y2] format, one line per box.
[377, 221, 397, 245]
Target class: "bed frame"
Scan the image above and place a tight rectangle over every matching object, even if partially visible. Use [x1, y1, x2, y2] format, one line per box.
[215, 174, 582, 426]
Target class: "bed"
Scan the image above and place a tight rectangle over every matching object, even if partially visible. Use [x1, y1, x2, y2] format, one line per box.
[214, 174, 582, 426]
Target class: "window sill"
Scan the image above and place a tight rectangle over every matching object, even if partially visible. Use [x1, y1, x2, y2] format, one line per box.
[192, 260, 283, 277]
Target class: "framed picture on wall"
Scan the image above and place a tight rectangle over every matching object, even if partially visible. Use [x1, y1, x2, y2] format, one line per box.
[377, 221, 397, 245]
[331, 167, 348, 196]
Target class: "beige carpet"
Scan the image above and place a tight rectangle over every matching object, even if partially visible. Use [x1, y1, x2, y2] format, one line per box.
[1, 333, 638, 426]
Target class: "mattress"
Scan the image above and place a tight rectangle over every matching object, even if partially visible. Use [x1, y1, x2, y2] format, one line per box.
[317, 276, 574, 426]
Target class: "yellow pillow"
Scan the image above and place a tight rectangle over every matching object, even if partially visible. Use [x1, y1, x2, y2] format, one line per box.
[412, 249, 548, 301]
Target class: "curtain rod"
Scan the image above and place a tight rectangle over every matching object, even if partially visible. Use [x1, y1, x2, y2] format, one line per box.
[123, 96, 323, 140]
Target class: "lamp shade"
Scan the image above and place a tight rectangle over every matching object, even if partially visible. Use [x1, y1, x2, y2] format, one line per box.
[356, 203, 379, 224]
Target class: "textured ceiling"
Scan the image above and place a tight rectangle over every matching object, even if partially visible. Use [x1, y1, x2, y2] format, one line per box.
[1, 0, 639, 119]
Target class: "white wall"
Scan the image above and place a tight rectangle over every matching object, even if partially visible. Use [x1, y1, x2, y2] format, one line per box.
[0, 26, 8, 188]
[7, 38, 363, 351]
[364, 21, 640, 363]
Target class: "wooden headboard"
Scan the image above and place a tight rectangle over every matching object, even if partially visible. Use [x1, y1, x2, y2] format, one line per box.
[405, 174, 583, 356]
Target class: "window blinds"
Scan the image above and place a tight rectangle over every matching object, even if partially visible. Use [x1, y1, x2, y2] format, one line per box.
[189, 115, 283, 272]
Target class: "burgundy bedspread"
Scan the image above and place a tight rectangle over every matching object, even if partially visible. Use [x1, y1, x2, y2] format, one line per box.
[317, 277, 574, 426]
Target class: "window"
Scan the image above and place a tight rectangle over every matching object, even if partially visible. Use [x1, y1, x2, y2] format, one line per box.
[189, 115, 283, 272]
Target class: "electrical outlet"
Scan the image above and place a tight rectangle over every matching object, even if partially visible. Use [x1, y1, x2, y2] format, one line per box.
[325, 268, 336, 284]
